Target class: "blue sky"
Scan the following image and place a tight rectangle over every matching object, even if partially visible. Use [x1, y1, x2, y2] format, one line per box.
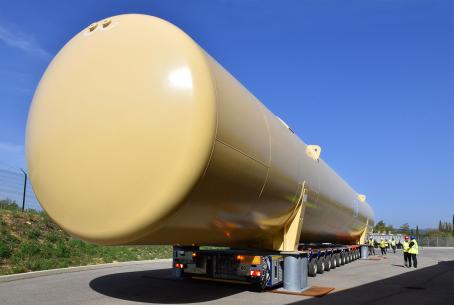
[0, 0, 453, 228]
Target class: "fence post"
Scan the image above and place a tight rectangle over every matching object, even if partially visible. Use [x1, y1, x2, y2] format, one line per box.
[20, 168, 27, 211]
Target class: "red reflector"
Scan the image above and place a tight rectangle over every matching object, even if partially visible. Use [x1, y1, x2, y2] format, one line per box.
[249, 270, 261, 277]
[175, 263, 184, 269]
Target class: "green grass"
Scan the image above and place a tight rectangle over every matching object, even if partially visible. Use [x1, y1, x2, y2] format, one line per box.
[0, 201, 172, 275]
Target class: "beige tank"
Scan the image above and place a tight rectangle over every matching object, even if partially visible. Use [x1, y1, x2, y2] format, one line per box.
[26, 14, 374, 251]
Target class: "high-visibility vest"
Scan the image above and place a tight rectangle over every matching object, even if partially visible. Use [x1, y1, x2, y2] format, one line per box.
[403, 241, 410, 252]
[391, 240, 396, 246]
[369, 239, 374, 246]
[408, 239, 419, 255]
[380, 240, 386, 248]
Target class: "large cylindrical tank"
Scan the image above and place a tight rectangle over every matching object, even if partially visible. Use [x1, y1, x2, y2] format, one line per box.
[26, 14, 374, 250]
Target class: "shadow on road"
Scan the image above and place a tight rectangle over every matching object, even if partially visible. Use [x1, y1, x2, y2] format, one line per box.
[89, 268, 247, 303]
[285, 260, 454, 305]
[90, 261, 454, 304]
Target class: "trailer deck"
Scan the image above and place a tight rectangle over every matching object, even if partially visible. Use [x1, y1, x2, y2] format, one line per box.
[173, 244, 363, 290]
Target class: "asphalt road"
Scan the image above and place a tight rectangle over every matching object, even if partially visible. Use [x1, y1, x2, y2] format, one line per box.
[1, 248, 453, 305]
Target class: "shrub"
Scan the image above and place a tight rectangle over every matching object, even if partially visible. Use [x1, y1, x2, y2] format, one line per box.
[0, 199, 20, 211]
[0, 240, 11, 259]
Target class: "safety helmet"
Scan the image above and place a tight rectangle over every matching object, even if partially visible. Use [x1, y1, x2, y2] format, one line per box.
[410, 236, 415, 240]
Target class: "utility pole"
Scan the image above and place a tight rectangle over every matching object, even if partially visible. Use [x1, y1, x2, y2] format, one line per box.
[20, 168, 27, 211]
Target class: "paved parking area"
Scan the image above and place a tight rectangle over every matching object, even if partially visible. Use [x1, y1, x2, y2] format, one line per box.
[0, 248, 453, 305]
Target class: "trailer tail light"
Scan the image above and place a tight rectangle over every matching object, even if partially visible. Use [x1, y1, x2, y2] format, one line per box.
[249, 270, 261, 277]
[175, 263, 184, 269]
[237, 255, 261, 265]
[192, 252, 197, 258]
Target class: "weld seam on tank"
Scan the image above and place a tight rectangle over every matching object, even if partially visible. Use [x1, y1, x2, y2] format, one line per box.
[198, 51, 219, 180]
[215, 139, 270, 168]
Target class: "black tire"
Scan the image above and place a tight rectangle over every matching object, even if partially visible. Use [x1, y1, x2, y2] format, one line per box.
[336, 253, 342, 266]
[341, 252, 346, 265]
[324, 256, 331, 271]
[330, 254, 336, 269]
[316, 257, 325, 274]
[253, 262, 269, 292]
[308, 259, 317, 277]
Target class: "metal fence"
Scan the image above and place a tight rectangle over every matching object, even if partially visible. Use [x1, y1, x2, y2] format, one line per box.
[0, 167, 41, 211]
[419, 236, 454, 247]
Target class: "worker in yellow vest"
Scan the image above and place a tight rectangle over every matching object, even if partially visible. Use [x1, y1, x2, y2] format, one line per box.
[391, 238, 396, 254]
[379, 238, 386, 255]
[408, 236, 419, 268]
[368, 237, 375, 255]
[402, 236, 410, 267]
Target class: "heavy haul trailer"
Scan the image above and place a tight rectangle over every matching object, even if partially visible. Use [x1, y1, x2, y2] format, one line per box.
[26, 14, 374, 292]
[173, 245, 361, 290]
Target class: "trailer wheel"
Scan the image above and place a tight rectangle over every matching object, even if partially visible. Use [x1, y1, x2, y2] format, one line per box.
[356, 250, 359, 259]
[336, 253, 342, 266]
[341, 253, 346, 265]
[324, 256, 331, 271]
[316, 258, 325, 274]
[308, 259, 317, 277]
[255, 261, 270, 292]
[346, 252, 351, 263]
[330, 255, 336, 269]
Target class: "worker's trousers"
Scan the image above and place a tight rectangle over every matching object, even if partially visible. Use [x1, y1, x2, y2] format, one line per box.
[368, 246, 375, 255]
[408, 254, 417, 268]
[380, 247, 386, 255]
[403, 252, 409, 266]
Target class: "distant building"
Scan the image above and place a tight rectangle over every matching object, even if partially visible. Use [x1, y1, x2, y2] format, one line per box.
[368, 232, 404, 245]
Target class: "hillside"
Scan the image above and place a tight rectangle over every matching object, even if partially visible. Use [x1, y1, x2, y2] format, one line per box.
[0, 205, 172, 275]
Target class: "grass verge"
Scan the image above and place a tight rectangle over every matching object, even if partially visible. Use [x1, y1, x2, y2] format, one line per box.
[0, 203, 171, 275]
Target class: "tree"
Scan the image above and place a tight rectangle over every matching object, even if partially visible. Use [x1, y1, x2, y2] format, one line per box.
[439, 220, 442, 231]
[374, 220, 386, 233]
[400, 223, 411, 235]
[416, 225, 420, 238]
[373, 220, 395, 233]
